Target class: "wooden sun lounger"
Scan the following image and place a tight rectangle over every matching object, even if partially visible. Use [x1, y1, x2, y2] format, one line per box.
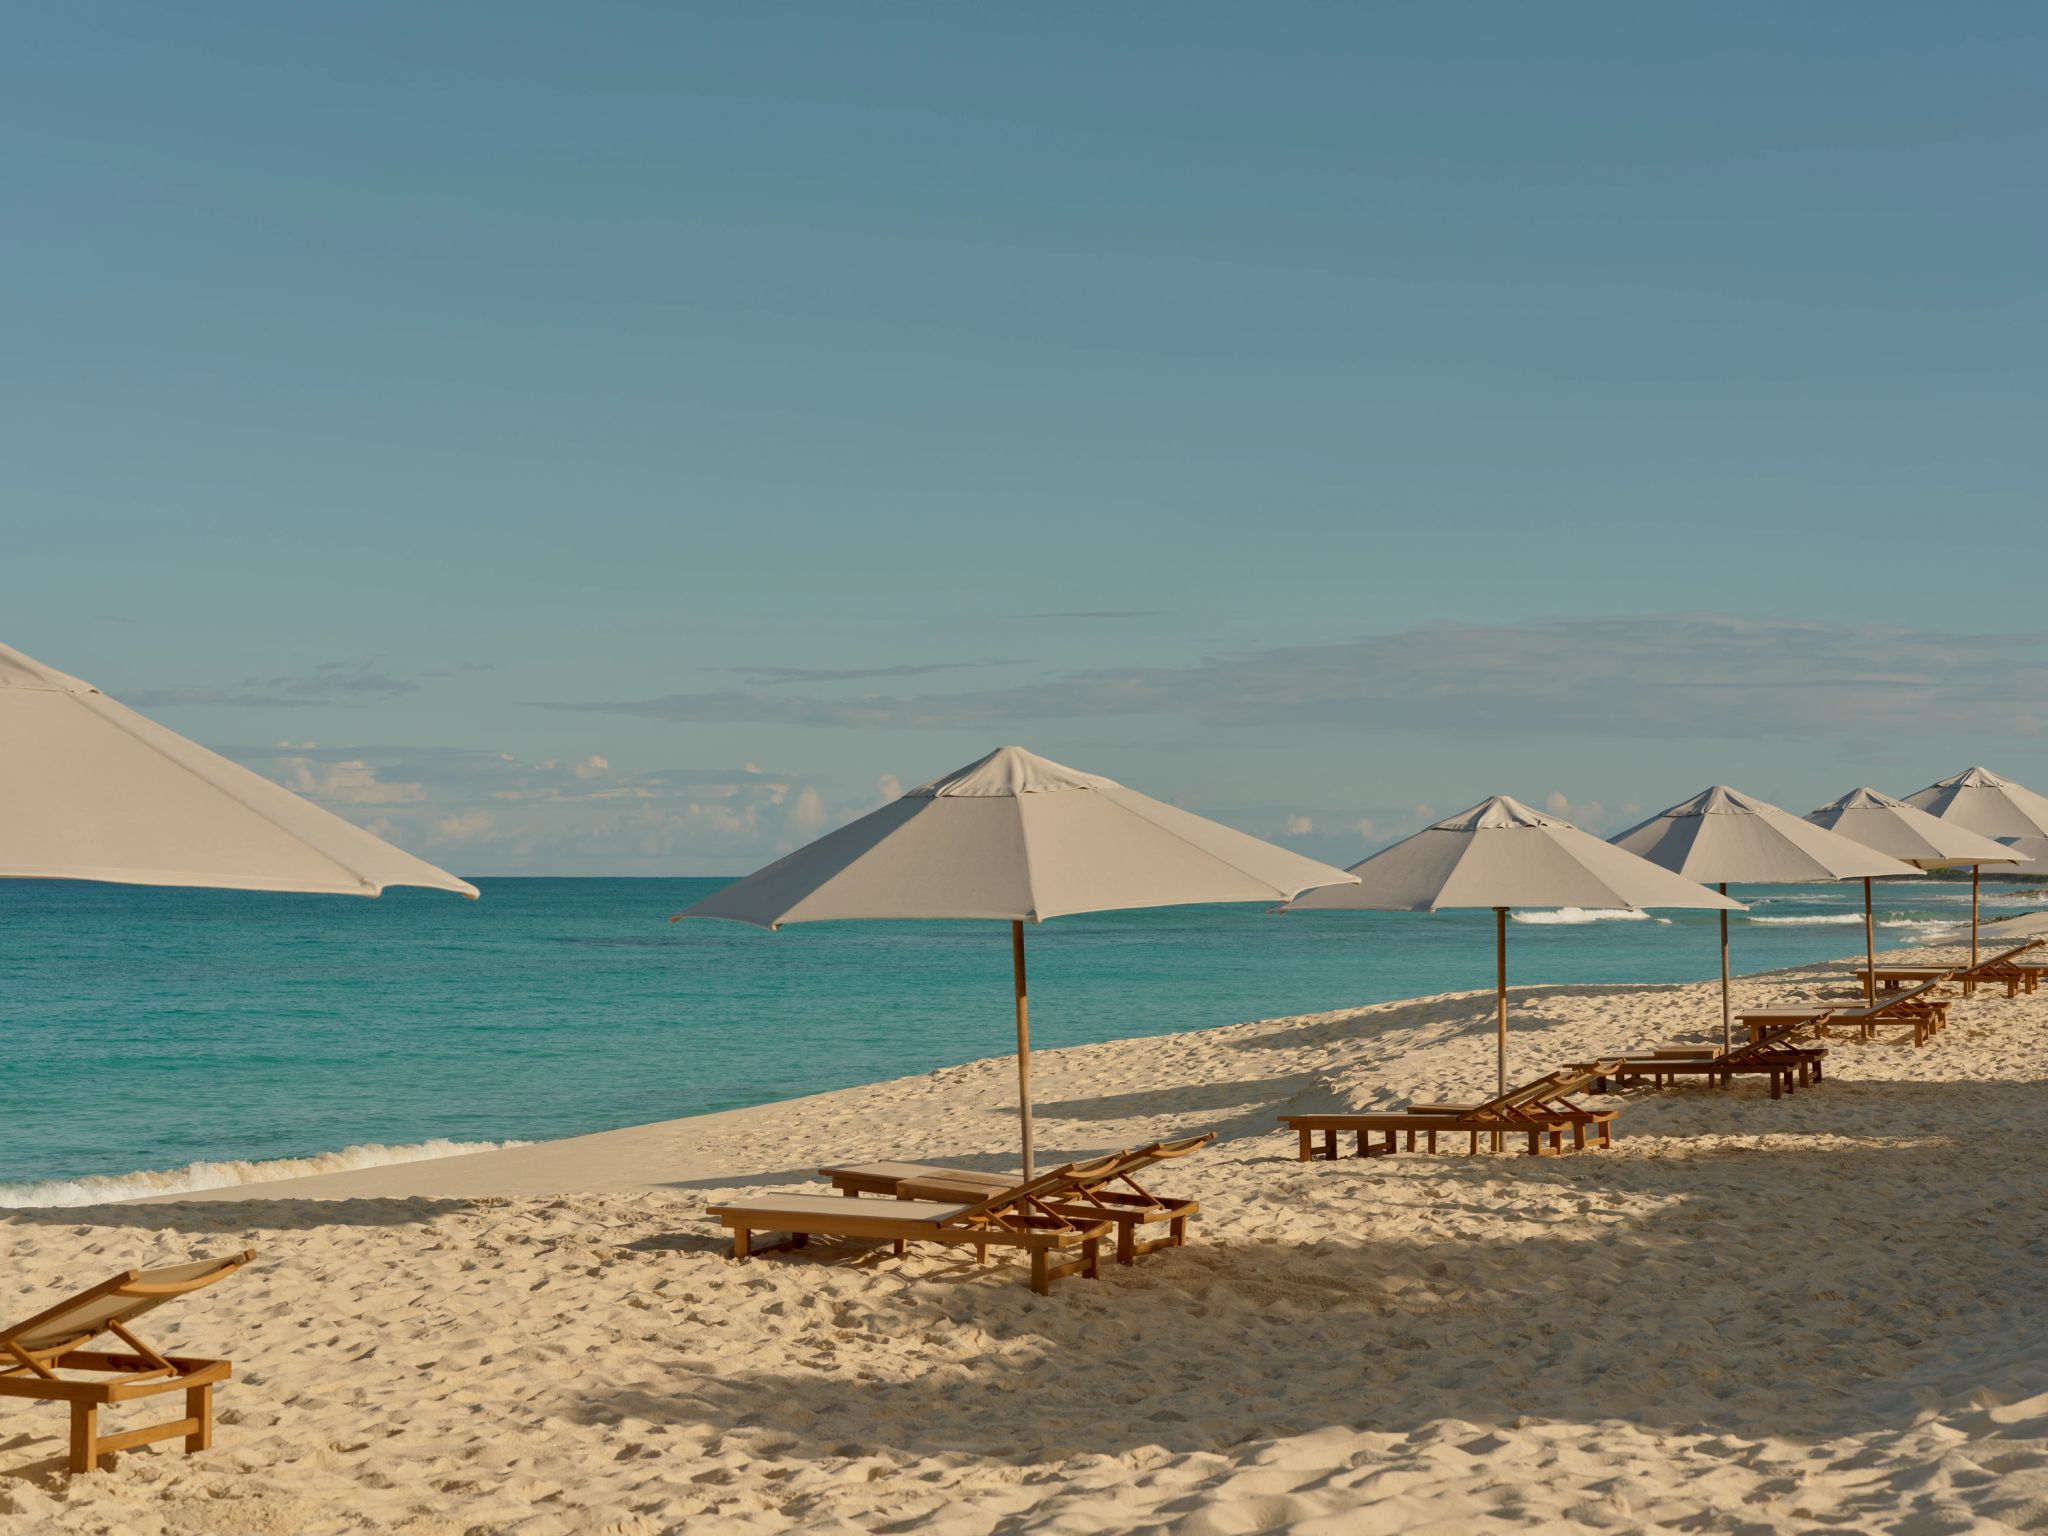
[1857, 940, 2047, 999]
[1278, 1063, 1625, 1161]
[708, 1159, 1119, 1295]
[1570, 1023, 1826, 1100]
[820, 1133, 1215, 1268]
[0, 1251, 254, 1474]
[1740, 977, 1952, 1048]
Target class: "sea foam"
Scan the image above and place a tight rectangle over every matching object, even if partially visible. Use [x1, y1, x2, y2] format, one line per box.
[1512, 908, 1667, 925]
[0, 1138, 521, 1210]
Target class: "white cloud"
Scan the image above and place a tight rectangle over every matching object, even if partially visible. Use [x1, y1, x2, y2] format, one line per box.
[1351, 816, 1377, 839]
[276, 757, 426, 805]
[225, 743, 848, 875]
[786, 786, 829, 838]
[1283, 813, 1314, 836]
[538, 614, 2048, 744]
[431, 809, 497, 843]
[1544, 791, 1608, 828]
[876, 772, 903, 803]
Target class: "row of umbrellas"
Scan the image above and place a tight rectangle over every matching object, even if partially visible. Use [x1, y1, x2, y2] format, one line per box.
[683, 748, 2048, 1171]
[6, 635, 2044, 1182]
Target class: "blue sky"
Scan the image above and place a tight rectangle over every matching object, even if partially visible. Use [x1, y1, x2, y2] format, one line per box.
[5, 5, 2045, 873]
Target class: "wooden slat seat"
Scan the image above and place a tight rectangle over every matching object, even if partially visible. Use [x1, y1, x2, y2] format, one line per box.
[1278, 1064, 1625, 1161]
[709, 1159, 1123, 1294]
[0, 1251, 254, 1474]
[1569, 1023, 1827, 1101]
[1740, 977, 1952, 1048]
[822, 1134, 1213, 1268]
[1857, 940, 2046, 999]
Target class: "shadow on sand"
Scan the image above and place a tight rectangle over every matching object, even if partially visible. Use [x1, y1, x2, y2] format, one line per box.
[585, 1118, 2045, 1470]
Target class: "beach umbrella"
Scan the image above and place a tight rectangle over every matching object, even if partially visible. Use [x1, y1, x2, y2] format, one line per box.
[1806, 787, 2027, 969]
[1281, 796, 1740, 1095]
[1611, 786, 1918, 1039]
[0, 640, 476, 898]
[1901, 768, 2048, 966]
[672, 745, 1356, 1178]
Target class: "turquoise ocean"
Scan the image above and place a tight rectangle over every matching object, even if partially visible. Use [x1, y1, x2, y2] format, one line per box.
[2, 875, 2035, 1204]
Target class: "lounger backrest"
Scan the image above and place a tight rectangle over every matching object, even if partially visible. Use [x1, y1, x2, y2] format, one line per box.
[1459, 1068, 1577, 1117]
[1726, 1022, 1804, 1058]
[1106, 1132, 1216, 1178]
[1844, 977, 1948, 1020]
[935, 1155, 1126, 1225]
[1536, 1062, 1618, 1099]
[1964, 940, 2045, 977]
[2, 1251, 255, 1360]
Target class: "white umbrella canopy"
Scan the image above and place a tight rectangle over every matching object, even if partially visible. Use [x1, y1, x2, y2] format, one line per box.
[675, 745, 1357, 1176]
[1284, 796, 1740, 1093]
[1903, 767, 2048, 965]
[1808, 787, 2027, 966]
[1611, 785, 1919, 1034]
[1901, 766, 2048, 841]
[680, 745, 1352, 926]
[0, 640, 476, 899]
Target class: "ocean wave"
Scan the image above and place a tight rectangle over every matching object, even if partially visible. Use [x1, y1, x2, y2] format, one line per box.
[0, 1138, 521, 1210]
[1512, 908, 1668, 925]
[1747, 913, 1864, 926]
[1744, 913, 1960, 935]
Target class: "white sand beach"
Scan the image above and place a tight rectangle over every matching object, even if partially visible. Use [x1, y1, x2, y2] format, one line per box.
[7, 940, 2048, 1534]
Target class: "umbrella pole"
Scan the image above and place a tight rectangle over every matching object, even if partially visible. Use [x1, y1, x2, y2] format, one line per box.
[1972, 865, 1981, 969]
[1719, 885, 1731, 1055]
[1012, 920, 1035, 1182]
[1494, 906, 1508, 1098]
[1863, 877, 1875, 1003]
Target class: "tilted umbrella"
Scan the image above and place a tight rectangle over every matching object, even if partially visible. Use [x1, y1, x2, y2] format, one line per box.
[1901, 767, 2048, 966]
[1611, 786, 1918, 1038]
[672, 745, 1356, 1178]
[1807, 787, 2026, 969]
[0, 640, 475, 899]
[1281, 796, 1740, 1094]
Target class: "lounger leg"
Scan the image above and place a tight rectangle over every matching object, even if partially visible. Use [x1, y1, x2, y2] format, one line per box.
[1426, 1128, 1438, 1153]
[893, 1239, 907, 1256]
[1597, 1121, 1612, 1149]
[1169, 1214, 1187, 1248]
[1117, 1221, 1135, 1266]
[1571, 1122, 1586, 1150]
[732, 1228, 751, 1261]
[1030, 1249, 1051, 1296]
[1298, 1128, 1313, 1161]
[69, 1403, 98, 1475]
[1323, 1128, 1337, 1160]
[1468, 1131, 1479, 1155]
[1404, 1129, 1416, 1151]
[1490, 1130, 1503, 1153]
[185, 1384, 213, 1455]
[1770, 1070, 1781, 1100]
[1084, 1237, 1100, 1280]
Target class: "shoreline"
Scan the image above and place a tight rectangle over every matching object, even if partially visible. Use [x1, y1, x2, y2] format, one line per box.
[135, 942, 1905, 1205]
[6, 928, 1986, 1208]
